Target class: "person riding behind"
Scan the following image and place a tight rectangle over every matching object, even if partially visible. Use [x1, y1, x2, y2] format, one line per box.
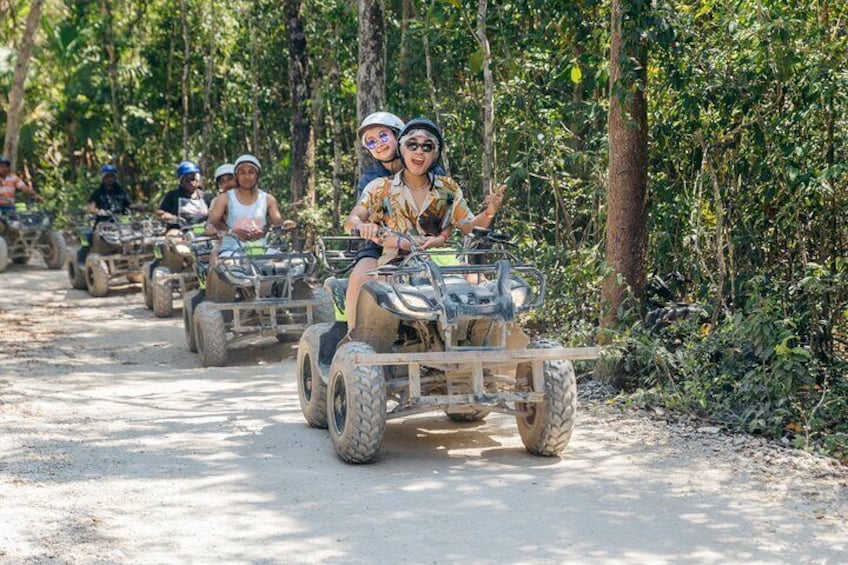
[207, 154, 293, 257]
[343, 117, 505, 330]
[0, 155, 43, 214]
[213, 163, 236, 196]
[157, 161, 209, 234]
[87, 164, 132, 216]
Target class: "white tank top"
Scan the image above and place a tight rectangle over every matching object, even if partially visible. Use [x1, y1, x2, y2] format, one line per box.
[220, 189, 268, 253]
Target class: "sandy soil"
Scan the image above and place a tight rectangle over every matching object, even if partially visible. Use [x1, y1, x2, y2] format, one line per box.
[1, 261, 847, 564]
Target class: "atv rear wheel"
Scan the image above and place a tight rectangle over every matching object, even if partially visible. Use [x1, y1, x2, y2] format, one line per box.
[515, 339, 577, 456]
[183, 289, 202, 352]
[195, 302, 227, 367]
[327, 342, 386, 464]
[85, 254, 110, 297]
[297, 322, 333, 428]
[0, 237, 8, 272]
[41, 231, 68, 269]
[68, 259, 87, 289]
[151, 266, 174, 317]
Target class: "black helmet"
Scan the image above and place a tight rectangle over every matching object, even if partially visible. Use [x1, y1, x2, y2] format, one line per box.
[0, 155, 11, 166]
[398, 117, 443, 172]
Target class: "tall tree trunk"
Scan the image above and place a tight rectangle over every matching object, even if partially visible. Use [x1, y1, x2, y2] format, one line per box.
[356, 0, 386, 175]
[600, 0, 649, 351]
[475, 0, 494, 196]
[100, 0, 122, 157]
[285, 0, 312, 205]
[201, 0, 215, 171]
[418, 1, 449, 174]
[398, 0, 410, 86]
[3, 0, 44, 170]
[251, 15, 260, 155]
[179, 0, 191, 153]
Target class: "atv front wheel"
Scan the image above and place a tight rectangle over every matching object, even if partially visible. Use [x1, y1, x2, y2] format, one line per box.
[0, 237, 8, 272]
[327, 342, 386, 464]
[85, 254, 110, 297]
[68, 260, 86, 290]
[151, 266, 174, 318]
[297, 322, 333, 428]
[515, 339, 577, 456]
[183, 289, 203, 352]
[41, 231, 68, 269]
[140, 262, 154, 309]
[195, 302, 227, 367]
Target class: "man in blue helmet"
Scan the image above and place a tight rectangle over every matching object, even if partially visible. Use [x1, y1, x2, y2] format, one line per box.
[157, 160, 210, 233]
[87, 164, 132, 215]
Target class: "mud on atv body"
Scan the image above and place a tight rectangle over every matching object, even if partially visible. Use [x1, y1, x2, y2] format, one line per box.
[298, 228, 598, 463]
[0, 205, 68, 273]
[189, 227, 333, 367]
[66, 211, 165, 297]
[142, 223, 213, 318]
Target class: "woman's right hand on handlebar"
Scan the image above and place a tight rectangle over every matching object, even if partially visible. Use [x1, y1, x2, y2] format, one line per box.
[354, 222, 381, 242]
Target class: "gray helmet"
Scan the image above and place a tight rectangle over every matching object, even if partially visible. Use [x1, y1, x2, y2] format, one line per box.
[357, 111, 405, 140]
[0, 155, 11, 166]
[234, 154, 261, 174]
[214, 163, 235, 180]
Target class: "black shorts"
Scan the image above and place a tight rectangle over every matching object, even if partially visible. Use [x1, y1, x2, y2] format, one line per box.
[355, 240, 383, 262]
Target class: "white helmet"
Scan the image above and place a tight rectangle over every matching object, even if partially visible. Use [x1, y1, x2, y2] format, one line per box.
[234, 154, 261, 174]
[357, 111, 404, 140]
[214, 163, 235, 180]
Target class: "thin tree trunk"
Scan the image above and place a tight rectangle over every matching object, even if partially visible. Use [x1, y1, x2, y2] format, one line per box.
[286, 0, 312, 205]
[329, 109, 344, 231]
[180, 0, 190, 153]
[251, 16, 260, 155]
[356, 0, 386, 175]
[3, 0, 45, 169]
[100, 0, 122, 156]
[398, 0, 410, 86]
[600, 0, 649, 348]
[201, 0, 215, 171]
[475, 0, 494, 195]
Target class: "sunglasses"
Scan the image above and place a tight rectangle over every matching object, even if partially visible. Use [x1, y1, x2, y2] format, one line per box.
[404, 140, 436, 153]
[364, 131, 392, 150]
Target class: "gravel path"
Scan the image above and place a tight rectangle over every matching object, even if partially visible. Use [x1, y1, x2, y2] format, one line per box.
[1, 263, 846, 564]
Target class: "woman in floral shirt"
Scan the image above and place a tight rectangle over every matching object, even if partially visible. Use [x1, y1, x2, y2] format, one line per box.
[343, 117, 504, 329]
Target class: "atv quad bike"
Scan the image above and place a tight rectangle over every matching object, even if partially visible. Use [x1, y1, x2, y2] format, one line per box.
[0, 203, 67, 273]
[297, 228, 598, 464]
[142, 220, 210, 317]
[190, 226, 334, 367]
[67, 211, 165, 297]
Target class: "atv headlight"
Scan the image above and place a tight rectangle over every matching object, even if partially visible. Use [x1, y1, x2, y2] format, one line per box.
[510, 285, 530, 307]
[174, 242, 192, 256]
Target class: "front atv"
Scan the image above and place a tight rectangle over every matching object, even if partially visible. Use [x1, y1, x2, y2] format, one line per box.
[191, 226, 334, 367]
[67, 212, 165, 297]
[298, 228, 598, 463]
[0, 204, 68, 273]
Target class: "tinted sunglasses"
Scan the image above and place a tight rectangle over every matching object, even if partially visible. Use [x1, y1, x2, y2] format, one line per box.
[404, 140, 436, 153]
[364, 131, 392, 150]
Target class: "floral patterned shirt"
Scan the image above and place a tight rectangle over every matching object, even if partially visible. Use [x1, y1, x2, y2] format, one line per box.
[357, 172, 473, 263]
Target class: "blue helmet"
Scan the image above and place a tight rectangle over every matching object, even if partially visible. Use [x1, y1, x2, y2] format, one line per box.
[100, 164, 118, 177]
[176, 160, 201, 180]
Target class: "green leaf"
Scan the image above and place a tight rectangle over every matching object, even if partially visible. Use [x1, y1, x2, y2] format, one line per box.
[469, 48, 485, 74]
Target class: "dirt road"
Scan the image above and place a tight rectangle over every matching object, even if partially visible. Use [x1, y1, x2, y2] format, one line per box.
[1, 263, 847, 564]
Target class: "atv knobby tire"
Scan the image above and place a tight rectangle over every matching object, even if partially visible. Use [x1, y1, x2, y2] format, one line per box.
[297, 322, 332, 428]
[312, 288, 335, 324]
[68, 259, 87, 290]
[515, 339, 577, 456]
[183, 289, 201, 352]
[85, 254, 110, 297]
[42, 231, 68, 269]
[327, 342, 386, 464]
[141, 262, 154, 310]
[152, 266, 174, 318]
[195, 302, 227, 367]
[0, 237, 8, 272]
